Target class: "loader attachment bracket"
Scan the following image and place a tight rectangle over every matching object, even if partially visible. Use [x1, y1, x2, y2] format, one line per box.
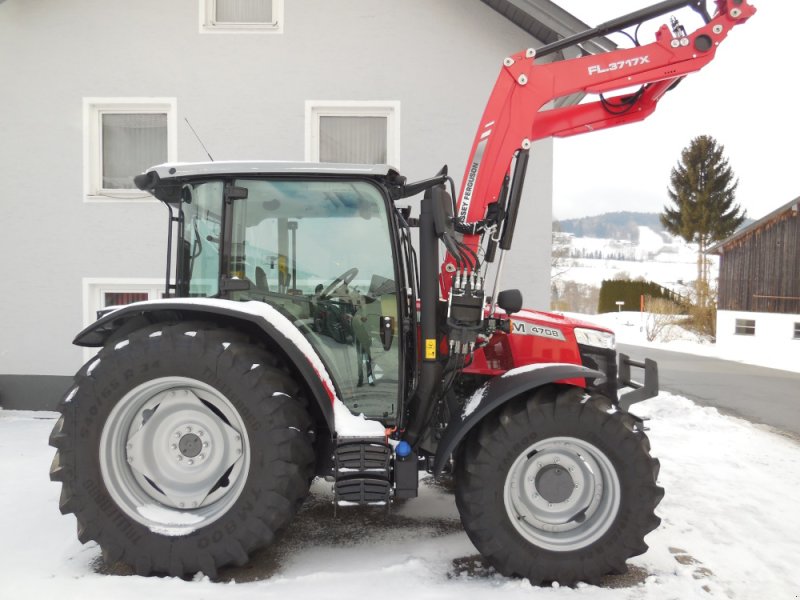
[617, 353, 659, 411]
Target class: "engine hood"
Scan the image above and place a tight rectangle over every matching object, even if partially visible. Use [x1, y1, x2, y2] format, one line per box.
[511, 308, 614, 335]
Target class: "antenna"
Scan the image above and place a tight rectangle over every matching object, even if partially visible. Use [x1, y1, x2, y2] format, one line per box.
[184, 118, 214, 162]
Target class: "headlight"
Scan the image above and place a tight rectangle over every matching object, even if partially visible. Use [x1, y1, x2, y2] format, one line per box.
[574, 327, 615, 350]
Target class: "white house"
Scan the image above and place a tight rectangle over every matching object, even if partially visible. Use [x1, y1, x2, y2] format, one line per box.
[0, 0, 610, 409]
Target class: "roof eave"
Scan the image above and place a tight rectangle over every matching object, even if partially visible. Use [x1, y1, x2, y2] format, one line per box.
[707, 196, 800, 254]
[481, 0, 617, 58]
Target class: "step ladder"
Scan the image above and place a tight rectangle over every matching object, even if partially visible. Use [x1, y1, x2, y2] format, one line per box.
[333, 438, 392, 506]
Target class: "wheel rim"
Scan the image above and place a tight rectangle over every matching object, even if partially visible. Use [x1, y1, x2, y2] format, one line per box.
[100, 377, 250, 535]
[503, 436, 620, 552]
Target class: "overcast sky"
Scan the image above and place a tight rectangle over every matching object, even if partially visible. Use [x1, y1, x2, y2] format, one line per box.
[549, 1, 795, 221]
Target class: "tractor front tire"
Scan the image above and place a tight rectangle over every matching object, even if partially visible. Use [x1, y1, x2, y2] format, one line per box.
[49, 321, 315, 578]
[455, 386, 663, 585]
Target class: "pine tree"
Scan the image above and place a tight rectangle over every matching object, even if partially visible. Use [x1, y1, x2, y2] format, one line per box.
[661, 135, 746, 308]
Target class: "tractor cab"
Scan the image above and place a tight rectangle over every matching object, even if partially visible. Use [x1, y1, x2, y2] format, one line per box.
[145, 162, 408, 422]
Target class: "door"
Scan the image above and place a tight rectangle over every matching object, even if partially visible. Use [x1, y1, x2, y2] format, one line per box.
[228, 178, 401, 420]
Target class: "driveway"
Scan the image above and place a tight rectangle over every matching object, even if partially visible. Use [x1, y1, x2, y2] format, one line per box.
[619, 343, 800, 437]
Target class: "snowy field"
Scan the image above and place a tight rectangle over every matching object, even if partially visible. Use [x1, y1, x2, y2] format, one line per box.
[554, 226, 714, 296]
[2, 396, 799, 599]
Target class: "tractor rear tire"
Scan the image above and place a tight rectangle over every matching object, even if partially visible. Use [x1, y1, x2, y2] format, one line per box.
[454, 386, 663, 585]
[49, 321, 315, 578]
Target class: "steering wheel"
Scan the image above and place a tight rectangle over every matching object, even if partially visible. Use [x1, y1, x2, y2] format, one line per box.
[319, 267, 359, 298]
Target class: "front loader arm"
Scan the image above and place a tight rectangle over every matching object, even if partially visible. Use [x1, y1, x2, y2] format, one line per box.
[443, 0, 755, 294]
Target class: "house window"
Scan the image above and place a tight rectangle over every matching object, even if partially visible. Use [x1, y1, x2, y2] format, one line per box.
[83, 279, 164, 358]
[84, 98, 177, 200]
[794, 322, 800, 339]
[84, 279, 164, 323]
[734, 319, 756, 335]
[200, 0, 283, 33]
[103, 291, 150, 307]
[306, 101, 400, 167]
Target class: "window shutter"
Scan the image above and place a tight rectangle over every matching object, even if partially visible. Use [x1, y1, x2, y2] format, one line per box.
[103, 292, 150, 306]
[101, 113, 167, 189]
[215, 0, 273, 24]
[319, 116, 388, 164]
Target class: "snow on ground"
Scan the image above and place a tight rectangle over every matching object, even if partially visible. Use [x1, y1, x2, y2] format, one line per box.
[566, 311, 800, 374]
[556, 256, 706, 297]
[2, 400, 799, 599]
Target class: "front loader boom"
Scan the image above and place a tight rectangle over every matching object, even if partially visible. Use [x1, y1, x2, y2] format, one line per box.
[444, 0, 755, 292]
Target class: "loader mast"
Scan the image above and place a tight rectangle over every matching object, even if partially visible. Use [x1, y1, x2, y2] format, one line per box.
[442, 0, 755, 295]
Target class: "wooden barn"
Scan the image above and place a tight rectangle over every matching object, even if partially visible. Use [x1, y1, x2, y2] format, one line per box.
[709, 197, 800, 348]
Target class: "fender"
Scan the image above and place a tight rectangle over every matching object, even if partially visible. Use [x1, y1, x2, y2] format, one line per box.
[74, 298, 336, 431]
[432, 363, 604, 476]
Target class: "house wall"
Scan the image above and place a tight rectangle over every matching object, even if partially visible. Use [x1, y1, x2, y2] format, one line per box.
[0, 0, 554, 408]
[716, 310, 800, 360]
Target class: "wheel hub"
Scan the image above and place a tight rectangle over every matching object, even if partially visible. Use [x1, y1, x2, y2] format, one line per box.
[503, 437, 620, 552]
[100, 377, 250, 533]
[535, 464, 574, 504]
[178, 432, 203, 458]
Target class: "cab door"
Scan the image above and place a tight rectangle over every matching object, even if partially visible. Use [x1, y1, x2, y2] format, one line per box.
[227, 177, 402, 421]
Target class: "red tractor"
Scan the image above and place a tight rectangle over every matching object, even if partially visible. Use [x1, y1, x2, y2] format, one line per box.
[49, 0, 754, 584]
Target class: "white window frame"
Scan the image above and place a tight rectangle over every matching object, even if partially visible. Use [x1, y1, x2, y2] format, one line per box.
[199, 0, 283, 34]
[83, 97, 177, 202]
[82, 278, 164, 360]
[305, 101, 400, 168]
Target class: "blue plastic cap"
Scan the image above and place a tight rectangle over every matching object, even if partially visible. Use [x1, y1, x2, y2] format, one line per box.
[396, 440, 412, 458]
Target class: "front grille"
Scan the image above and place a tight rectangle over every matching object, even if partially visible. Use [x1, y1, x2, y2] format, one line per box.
[578, 344, 618, 401]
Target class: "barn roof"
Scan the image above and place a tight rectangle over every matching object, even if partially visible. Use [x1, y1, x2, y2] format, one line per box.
[708, 197, 800, 254]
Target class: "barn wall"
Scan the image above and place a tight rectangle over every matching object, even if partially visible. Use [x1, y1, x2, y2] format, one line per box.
[717, 209, 800, 314]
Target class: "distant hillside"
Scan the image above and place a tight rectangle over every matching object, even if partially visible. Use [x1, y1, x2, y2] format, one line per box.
[555, 212, 665, 243]
[555, 211, 755, 243]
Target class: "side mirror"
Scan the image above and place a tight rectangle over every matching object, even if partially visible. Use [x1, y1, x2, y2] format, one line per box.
[431, 184, 454, 237]
[497, 289, 523, 315]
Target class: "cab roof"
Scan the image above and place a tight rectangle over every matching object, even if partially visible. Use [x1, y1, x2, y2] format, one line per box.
[134, 161, 401, 203]
[146, 161, 396, 179]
